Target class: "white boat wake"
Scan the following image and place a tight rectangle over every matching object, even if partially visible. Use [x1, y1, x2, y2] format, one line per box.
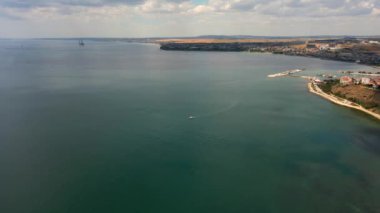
[188, 100, 239, 119]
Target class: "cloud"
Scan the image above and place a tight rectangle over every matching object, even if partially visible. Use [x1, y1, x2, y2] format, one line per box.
[0, 0, 144, 8]
[135, 0, 192, 13]
[1, 0, 379, 17]
[372, 7, 380, 16]
[0, 0, 379, 38]
[205, 0, 380, 17]
[0, 0, 192, 9]
[0, 10, 23, 20]
[190, 5, 214, 14]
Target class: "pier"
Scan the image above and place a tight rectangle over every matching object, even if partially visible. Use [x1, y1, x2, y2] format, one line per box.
[267, 69, 305, 78]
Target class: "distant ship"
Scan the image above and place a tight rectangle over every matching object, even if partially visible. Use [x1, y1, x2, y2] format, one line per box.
[79, 40, 85, 46]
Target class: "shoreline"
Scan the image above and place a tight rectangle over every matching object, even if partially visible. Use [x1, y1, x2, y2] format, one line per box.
[159, 41, 380, 66]
[307, 82, 380, 120]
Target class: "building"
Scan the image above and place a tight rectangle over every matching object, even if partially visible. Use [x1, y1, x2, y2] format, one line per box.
[361, 77, 373, 85]
[360, 77, 380, 88]
[317, 44, 329, 50]
[329, 44, 342, 50]
[313, 77, 323, 83]
[369, 40, 380, 44]
[340, 76, 353, 85]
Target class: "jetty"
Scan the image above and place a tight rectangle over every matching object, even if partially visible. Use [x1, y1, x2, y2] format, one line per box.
[267, 69, 305, 78]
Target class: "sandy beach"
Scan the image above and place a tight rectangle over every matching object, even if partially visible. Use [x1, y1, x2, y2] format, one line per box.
[308, 82, 380, 120]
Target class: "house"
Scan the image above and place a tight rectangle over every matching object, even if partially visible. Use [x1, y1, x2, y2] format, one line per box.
[313, 78, 323, 83]
[340, 76, 353, 85]
[361, 77, 373, 85]
[369, 40, 380, 44]
[317, 44, 329, 50]
[360, 77, 380, 88]
[329, 44, 342, 50]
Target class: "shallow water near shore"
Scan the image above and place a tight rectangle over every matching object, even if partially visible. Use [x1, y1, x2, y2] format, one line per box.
[0, 40, 379, 213]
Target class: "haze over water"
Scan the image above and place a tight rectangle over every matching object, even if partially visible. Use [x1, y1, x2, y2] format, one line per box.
[1, 40, 379, 213]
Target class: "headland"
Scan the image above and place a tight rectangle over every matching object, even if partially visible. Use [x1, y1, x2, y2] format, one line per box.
[159, 36, 380, 66]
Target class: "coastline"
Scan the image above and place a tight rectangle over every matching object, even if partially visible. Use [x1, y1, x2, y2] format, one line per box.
[159, 41, 380, 66]
[307, 82, 380, 120]
[159, 41, 380, 120]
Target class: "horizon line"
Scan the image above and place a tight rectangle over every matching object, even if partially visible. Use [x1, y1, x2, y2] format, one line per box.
[1, 34, 380, 40]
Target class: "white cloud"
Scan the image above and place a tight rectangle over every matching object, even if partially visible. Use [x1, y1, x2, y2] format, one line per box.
[205, 0, 380, 17]
[372, 7, 380, 16]
[0, 0, 379, 37]
[135, 0, 192, 13]
[190, 5, 215, 14]
[1, 0, 380, 18]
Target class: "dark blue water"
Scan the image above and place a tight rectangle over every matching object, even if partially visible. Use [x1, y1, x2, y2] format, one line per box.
[0, 40, 379, 213]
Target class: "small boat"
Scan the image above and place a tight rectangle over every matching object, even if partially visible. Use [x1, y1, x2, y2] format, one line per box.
[79, 40, 85, 46]
[188, 116, 195, 119]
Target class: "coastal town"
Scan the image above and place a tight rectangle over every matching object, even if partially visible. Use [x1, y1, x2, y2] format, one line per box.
[159, 37, 380, 66]
[268, 68, 380, 119]
[249, 38, 380, 65]
[159, 36, 380, 120]
[309, 74, 380, 119]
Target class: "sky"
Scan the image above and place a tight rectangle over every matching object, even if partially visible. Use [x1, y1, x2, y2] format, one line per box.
[0, 0, 379, 38]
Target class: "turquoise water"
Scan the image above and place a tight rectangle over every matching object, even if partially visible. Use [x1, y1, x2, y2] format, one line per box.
[0, 40, 379, 213]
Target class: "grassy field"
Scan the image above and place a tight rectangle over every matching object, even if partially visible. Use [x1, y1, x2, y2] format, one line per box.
[333, 84, 379, 111]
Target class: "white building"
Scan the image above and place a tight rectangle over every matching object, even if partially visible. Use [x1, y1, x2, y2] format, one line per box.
[317, 44, 329, 50]
[361, 77, 372, 85]
[369, 40, 380, 44]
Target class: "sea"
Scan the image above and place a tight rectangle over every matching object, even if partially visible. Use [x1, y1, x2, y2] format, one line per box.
[0, 39, 379, 213]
